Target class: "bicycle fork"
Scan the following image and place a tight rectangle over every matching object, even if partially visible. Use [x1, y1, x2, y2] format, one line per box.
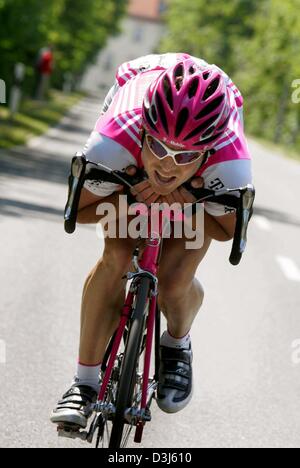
[133, 287, 159, 443]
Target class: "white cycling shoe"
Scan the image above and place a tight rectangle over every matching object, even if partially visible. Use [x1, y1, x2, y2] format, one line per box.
[50, 384, 98, 429]
[157, 344, 193, 414]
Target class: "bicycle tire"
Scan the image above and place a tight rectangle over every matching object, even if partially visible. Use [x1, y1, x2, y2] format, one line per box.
[108, 277, 151, 448]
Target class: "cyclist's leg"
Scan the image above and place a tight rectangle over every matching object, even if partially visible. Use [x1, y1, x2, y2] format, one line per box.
[77, 188, 139, 364]
[158, 233, 212, 338]
[79, 232, 139, 365]
[156, 232, 212, 413]
[51, 210, 142, 427]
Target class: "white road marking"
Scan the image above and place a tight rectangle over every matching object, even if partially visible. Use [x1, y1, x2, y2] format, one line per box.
[253, 215, 272, 231]
[0, 339, 6, 364]
[276, 256, 300, 282]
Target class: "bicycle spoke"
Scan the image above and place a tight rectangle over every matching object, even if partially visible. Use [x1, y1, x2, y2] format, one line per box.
[122, 423, 133, 448]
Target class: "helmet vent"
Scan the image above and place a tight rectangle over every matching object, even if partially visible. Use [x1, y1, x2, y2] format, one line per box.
[163, 76, 174, 110]
[201, 125, 216, 140]
[203, 77, 221, 101]
[144, 109, 157, 132]
[189, 66, 196, 75]
[217, 114, 230, 132]
[175, 108, 189, 138]
[156, 92, 169, 134]
[174, 63, 184, 79]
[188, 78, 199, 99]
[174, 63, 184, 91]
[195, 94, 225, 120]
[203, 71, 211, 80]
[184, 115, 218, 141]
[200, 131, 223, 145]
[151, 105, 158, 123]
[175, 76, 184, 91]
[192, 133, 222, 147]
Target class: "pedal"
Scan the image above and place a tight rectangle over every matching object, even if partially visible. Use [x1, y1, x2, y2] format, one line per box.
[57, 423, 88, 441]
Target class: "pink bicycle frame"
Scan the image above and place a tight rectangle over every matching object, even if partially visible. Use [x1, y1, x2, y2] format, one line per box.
[97, 207, 173, 425]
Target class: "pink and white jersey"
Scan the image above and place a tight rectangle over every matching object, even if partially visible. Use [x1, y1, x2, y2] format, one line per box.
[83, 53, 252, 216]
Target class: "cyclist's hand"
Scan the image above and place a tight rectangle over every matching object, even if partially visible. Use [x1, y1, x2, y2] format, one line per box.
[190, 176, 204, 190]
[115, 165, 140, 192]
[126, 165, 161, 207]
[159, 176, 204, 207]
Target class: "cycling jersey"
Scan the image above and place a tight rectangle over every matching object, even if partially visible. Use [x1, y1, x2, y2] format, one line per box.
[83, 53, 252, 216]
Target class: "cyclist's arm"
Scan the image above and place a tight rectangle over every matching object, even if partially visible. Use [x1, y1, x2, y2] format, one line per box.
[78, 132, 138, 224]
[199, 156, 252, 241]
[77, 188, 123, 224]
[204, 211, 236, 242]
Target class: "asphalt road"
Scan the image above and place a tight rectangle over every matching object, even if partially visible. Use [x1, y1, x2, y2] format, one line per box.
[0, 95, 300, 448]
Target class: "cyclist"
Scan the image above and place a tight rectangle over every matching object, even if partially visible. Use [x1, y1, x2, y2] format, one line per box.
[51, 53, 252, 428]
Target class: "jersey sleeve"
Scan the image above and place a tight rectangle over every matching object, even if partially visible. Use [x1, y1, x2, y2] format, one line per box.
[83, 131, 137, 198]
[101, 82, 120, 115]
[116, 55, 160, 87]
[202, 159, 253, 217]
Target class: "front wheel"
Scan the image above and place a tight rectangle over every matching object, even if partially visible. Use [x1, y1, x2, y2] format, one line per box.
[108, 277, 151, 448]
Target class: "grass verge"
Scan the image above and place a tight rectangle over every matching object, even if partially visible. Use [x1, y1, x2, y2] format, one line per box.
[0, 90, 85, 149]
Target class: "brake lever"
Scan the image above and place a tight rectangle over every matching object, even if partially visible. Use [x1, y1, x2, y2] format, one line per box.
[229, 185, 255, 265]
[183, 180, 255, 266]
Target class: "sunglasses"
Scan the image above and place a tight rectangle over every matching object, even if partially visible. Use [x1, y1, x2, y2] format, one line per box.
[145, 134, 205, 166]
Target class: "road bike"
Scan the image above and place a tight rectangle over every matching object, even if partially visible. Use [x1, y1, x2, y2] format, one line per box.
[58, 153, 255, 448]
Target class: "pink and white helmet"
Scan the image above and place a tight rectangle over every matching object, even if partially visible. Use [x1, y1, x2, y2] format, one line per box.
[142, 59, 231, 151]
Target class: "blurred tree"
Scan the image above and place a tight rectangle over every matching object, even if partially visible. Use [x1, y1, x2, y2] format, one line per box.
[0, 0, 64, 93]
[160, 0, 300, 150]
[54, 0, 126, 88]
[160, 0, 257, 73]
[0, 0, 127, 96]
[234, 0, 300, 146]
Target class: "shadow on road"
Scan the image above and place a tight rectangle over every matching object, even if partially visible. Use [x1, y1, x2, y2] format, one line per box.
[254, 206, 300, 228]
[0, 146, 70, 185]
[0, 145, 68, 223]
[57, 122, 91, 136]
[0, 197, 94, 232]
[0, 198, 63, 222]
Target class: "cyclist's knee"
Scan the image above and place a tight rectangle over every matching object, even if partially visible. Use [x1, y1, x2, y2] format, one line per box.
[159, 271, 204, 303]
[158, 269, 187, 299]
[193, 278, 205, 306]
[102, 237, 137, 274]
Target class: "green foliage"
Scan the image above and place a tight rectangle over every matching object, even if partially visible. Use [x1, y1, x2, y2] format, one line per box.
[0, 0, 127, 96]
[0, 90, 84, 149]
[161, 0, 300, 151]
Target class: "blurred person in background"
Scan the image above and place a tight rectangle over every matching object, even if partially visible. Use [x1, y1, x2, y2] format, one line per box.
[35, 45, 54, 100]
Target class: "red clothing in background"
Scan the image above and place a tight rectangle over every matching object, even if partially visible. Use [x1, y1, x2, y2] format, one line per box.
[38, 50, 53, 75]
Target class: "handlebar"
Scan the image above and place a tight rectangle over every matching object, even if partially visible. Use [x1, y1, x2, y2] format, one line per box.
[64, 153, 255, 266]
